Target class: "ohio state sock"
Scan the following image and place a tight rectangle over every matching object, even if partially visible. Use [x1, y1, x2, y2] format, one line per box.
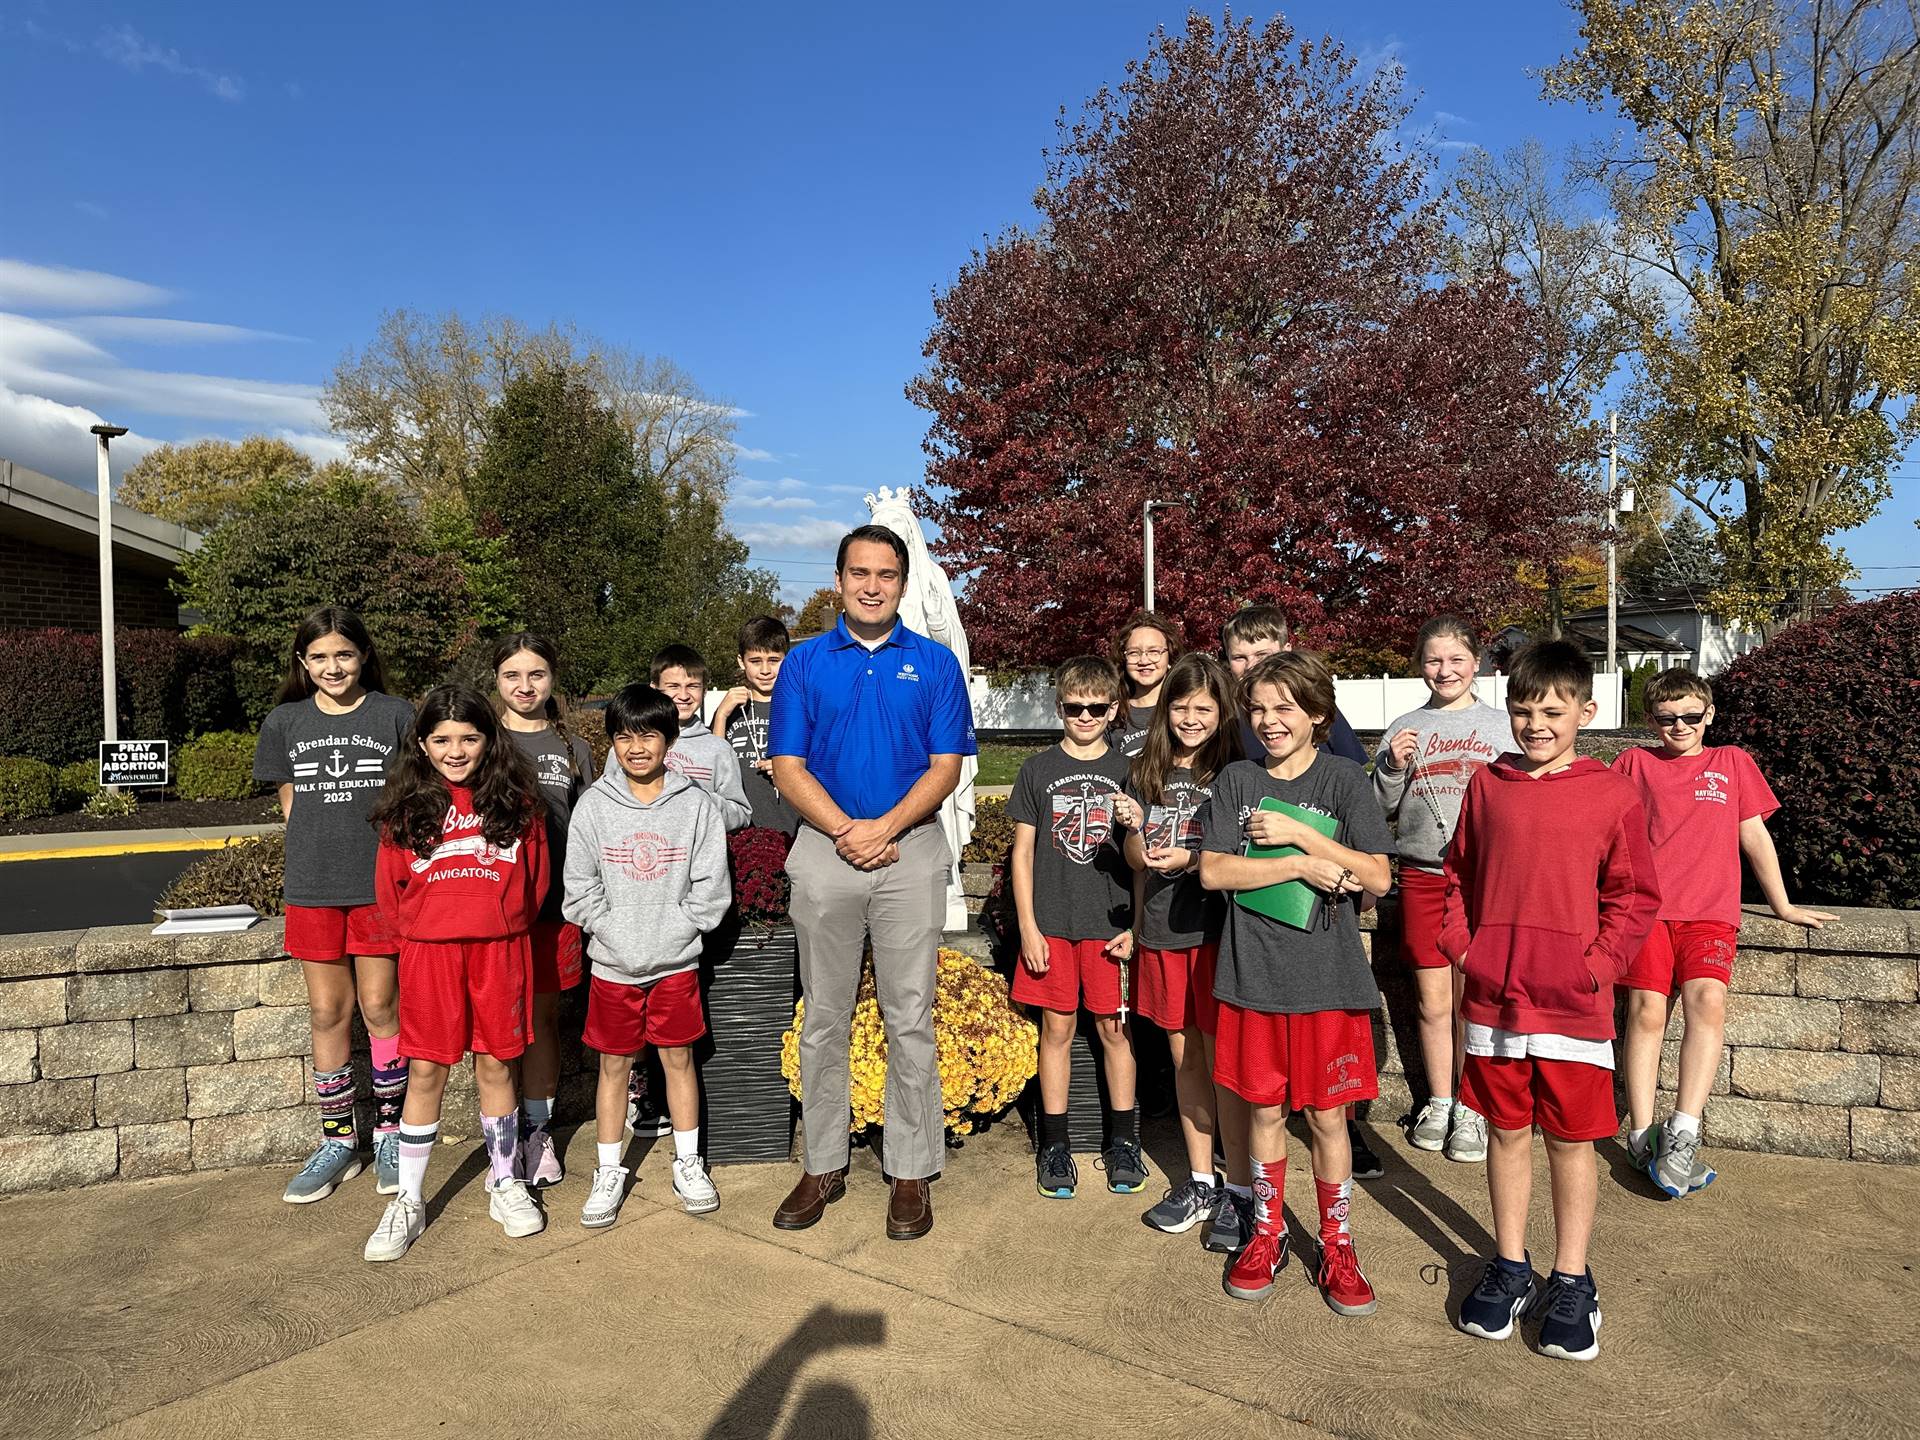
[368, 1033, 406, 1136]
[481, 1110, 520, 1184]
[398, 1123, 437, 1203]
[1250, 1155, 1286, 1236]
[313, 1064, 355, 1143]
[1316, 1175, 1353, 1246]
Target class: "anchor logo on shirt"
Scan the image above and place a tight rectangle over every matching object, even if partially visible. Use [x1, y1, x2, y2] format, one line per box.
[325, 749, 348, 779]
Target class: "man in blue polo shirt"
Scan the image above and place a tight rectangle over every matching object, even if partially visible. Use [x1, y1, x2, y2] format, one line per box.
[768, 524, 976, 1241]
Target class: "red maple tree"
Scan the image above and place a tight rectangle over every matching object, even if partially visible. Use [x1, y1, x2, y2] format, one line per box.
[910, 13, 1590, 667]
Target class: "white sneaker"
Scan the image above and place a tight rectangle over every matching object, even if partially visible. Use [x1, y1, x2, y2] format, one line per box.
[487, 1177, 546, 1238]
[581, 1164, 630, 1229]
[672, 1155, 720, 1215]
[364, 1195, 425, 1262]
[1409, 1098, 1451, 1152]
[1446, 1106, 1490, 1163]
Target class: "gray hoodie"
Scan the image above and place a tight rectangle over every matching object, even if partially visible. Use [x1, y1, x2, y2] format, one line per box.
[601, 716, 751, 832]
[563, 768, 732, 987]
[1371, 701, 1514, 871]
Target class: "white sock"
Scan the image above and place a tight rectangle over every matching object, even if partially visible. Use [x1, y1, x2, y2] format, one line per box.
[1225, 1181, 1252, 1200]
[1191, 1169, 1218, 1189]
[397, 1122, 438, 1204]
[597, 1141, 624, 1170]
[1670, 1111, 1702, 1139]
[522, 1095, 554, 1129]
[673, 1126, 700, 1161]
[1431, 1093, 1453, 1110]
[1629, 1125, 1650, 1147]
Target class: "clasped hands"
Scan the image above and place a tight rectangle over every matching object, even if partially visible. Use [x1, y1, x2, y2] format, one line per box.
[833, 817, 901, 871]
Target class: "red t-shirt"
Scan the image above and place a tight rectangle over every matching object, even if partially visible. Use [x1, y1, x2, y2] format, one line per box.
[1612, 745, 1778, 926]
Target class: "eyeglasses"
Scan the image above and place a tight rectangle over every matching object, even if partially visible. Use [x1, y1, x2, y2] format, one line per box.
[1653, 712, 1707, 728]
[1123, 648, 1168, 661]
[1060, 702, 1114, 719]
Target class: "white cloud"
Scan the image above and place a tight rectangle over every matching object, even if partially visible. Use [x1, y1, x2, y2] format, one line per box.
[74, 201, 110, 221]
[1433, 111, 1476, 129]
[0, 381, 163, 489]
[734, 493, 818, 512]
[632, 390, 751, 421]
[731, 442, 778, 463]
[736, 518, 852, 552]
[58, 316, 305, 346]
[96, 24, 244, 102]
[271, 429, 353, 466]
[0, 260, 172, 312]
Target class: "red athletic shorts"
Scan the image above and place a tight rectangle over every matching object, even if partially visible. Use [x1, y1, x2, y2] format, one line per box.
[284, 903, 397, 963]
[1460, 1052, 1616, 1142]
[1395, 867, 1451, 970]
[1134, 943, 1219, 1035]
[397, 936, 532, 1065]
[1212, 1003, 1379, 1110]
[1624, 920, 1739, 997]
[581, 971, 706, 1054]
[1011, 936, 1129, 1016]
[530, 919, 584, 994]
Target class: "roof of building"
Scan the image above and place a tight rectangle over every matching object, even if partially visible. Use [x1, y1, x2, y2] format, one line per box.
[1493, 619, 1692, 655]
[0, 458, 201, 577]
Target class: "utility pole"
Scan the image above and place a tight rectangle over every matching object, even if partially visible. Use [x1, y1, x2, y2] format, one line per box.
[1142, 498, 1186, 610]
[1606, 411, 1619, 677]
[90, 424, 129, 756]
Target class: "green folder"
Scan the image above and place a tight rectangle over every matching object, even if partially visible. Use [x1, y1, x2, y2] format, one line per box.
[1233, 797, 1341, 931]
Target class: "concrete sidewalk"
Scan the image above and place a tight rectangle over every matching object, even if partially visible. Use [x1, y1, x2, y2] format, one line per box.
[5, 1117, 1916, 1439]
[0, 824, 280, 864]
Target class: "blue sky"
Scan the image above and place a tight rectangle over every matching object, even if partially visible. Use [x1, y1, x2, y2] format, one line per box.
[2, 2, 1914, 606]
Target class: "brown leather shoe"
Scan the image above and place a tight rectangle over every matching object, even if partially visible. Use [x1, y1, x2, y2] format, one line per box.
[772, 1168, 846, 1231]
[886, 1177, 932, 1241]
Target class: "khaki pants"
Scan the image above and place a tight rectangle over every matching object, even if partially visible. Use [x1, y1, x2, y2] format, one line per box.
[787, 823, 951, 1180]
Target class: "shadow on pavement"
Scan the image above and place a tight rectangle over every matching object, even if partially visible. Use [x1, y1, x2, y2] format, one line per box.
[704, 1303, 886, 1440]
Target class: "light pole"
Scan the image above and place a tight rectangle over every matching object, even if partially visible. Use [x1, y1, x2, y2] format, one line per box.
[1143, 498, 1187, 610]
[1603, 411, 1635, 690]
[90, 424, 128, 753]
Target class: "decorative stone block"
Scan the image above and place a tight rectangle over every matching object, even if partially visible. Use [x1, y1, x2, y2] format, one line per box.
[175, 924, 287, 965]
[1658, 1040, 1730, 1095]
[231, 1005, 312, 1061]
[94, 1067, 187, 1127]
[72, 926, 177, 974]
[119, 1120, 192, 1179]
[191, 1107, 315, 1170]
[1704, 1095, 1850, 1159]
[1729, 951, 1796, 996]
[256, 959, 310, 1007]
[1731, 1049, 1880, 1107]
[0, 930, 85, 981]
[0, 1129, 117, 1192]
[1851, 1108, 1920, 1165]
[1734, 912, 1811, 951]
[1797, 954, 1917, 1003]
[0, 977, 66, 1029]
[1811, 910, 1916, 956]
[67, 970, 188, 1022]
[1881, 1057, 1920, 1111]
[0, 1077, 93, 1135]
[0, 1031, 36, 1084]
[1721, 995, 1841, 1051]
[187, 964, 264, 1012]
[1841, 1002, 1920, 1058]
[134, 1012, 233, 1068]
[39, 1020, 134, 1079]
[186, 1057, 305, 1119]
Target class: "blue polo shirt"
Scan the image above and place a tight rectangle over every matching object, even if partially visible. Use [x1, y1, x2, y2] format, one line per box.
[768, 617, 977, 821]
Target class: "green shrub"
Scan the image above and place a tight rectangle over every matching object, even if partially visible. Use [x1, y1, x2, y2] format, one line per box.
[962, 794, 1013, 864]
[176, 731, 258, 801]
[569, 705, 610, 774]
[157, 835, 287, 916]
[0, 757, 57, 821]
[83, 789, 139, 820]
[1624, 657, 1662, 723]
[55, 760, 101, 811]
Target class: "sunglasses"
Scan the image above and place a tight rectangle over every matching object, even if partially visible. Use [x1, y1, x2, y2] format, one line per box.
[1060, 702, 1114, 719]
[1653, 712, 1708, 728]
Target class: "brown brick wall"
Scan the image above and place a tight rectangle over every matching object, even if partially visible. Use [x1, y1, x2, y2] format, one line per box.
[0, 534, 181, 631]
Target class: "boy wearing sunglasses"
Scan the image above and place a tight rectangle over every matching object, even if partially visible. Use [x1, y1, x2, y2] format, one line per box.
[1614, 669, 1834, 1199]
[1009, 655, 1148, 1200]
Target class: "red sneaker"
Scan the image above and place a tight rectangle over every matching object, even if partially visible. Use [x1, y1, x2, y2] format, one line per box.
[1317, 1236, 1378, 1316]
[1223, 1227, 1291, 1300]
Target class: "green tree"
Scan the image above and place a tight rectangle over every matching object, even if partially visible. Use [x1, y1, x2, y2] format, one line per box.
[793, 586, 841, 637]
[119, 437, 316, 531]
[178, 467, 473, 716]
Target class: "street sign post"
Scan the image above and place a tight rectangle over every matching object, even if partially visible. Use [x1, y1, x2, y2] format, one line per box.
[98, 740, 169, 788]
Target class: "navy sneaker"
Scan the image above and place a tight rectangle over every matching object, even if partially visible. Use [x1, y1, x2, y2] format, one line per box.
[1036, 1142, 1078, 1199]
[1143, 1178, 1221, 1234]
[1537, 1269, 1603, 1362]
[1203, 1189, 1254, 1254]
[1457, 1256, 1539, 1341]
[1348, 1122, 1385, 1180]
[1099, 1138, 1150, 1194]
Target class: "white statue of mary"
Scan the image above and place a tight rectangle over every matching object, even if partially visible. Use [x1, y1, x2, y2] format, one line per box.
[865, 486, 978, 932]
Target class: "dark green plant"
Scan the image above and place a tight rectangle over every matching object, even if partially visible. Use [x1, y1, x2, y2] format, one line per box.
[175, 731, 259, 801]
[0, 757, 57, 821]
[157, 835, 287, 916]
[962, 795, 1013, 865]
[54, 761, 100, 811]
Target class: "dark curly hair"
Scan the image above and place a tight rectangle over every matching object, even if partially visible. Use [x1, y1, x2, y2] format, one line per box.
[371, 685, 543, 860]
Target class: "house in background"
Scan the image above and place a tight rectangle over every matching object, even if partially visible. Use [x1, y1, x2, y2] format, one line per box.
[0, 459, 200, 631]
[1566, 593, 1763, 677]
[1489, 617, 1693, 675]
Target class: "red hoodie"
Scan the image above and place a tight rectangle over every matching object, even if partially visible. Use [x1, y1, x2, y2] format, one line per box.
[375, 785, 549, 943]
[1439, 756, 1660, 1041]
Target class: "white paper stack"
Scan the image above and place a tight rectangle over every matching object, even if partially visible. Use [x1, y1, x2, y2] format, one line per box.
[152, 905, 262, 936]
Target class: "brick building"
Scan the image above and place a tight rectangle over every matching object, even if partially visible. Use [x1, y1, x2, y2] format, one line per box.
[0, 459, 198, 631]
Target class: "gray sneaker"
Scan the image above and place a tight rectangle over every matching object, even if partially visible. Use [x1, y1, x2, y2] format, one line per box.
[1100, 1138, 1151, 1194]
[283, 1139, 363, 1204]
[373, 1132, 400, 1196]
[1409, 1098, 1451, 1152]
[1625, 1125, 1659, 1172]
[1143, 1178, 1221, 1234]
[1650, 1126, 1716, 1198]
[1445, 1106, 1489, 1163]
[1203, 1190, 1254, 1254]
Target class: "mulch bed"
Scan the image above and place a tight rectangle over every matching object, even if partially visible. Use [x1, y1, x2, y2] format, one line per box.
[1, 795, 281, 839]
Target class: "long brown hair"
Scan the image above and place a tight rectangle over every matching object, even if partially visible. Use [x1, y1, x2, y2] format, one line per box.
[1130, 653, 1238, 804]
[275, 607, 391, 706]
[490, 632, 582, 778]
[1109, 608, 1185, 698]
[371, 685, 543, 860]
